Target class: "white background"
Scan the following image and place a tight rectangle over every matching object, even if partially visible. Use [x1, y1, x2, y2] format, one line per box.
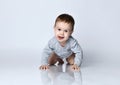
[0, 0, 120, 85]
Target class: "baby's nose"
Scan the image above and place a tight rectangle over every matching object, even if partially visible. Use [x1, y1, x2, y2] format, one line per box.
[60, 31, 64, 35]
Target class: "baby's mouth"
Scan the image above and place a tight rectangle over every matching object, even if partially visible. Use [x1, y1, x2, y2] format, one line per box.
[58, 36, 64, 40]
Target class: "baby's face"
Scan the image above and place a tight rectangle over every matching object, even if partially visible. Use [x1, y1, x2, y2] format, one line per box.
[54, 21, 73, 45]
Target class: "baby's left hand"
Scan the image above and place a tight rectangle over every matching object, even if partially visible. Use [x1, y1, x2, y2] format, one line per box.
[71, 64, 80, 71]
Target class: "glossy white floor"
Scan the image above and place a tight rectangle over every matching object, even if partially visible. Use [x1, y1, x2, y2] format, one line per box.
[0, 49, 120, 85]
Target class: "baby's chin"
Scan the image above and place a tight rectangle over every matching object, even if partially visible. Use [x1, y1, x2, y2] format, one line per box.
[57, 39, 68, 44]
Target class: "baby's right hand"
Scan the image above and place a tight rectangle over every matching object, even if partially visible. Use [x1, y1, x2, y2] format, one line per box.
[39, 65, 49, 70]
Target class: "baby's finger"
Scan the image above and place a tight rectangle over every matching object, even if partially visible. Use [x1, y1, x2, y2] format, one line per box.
[41, 66, 45, 70]
[75, 66, 80, 71]
[45, 66, 49, 70]
[71, 65, 75, 70]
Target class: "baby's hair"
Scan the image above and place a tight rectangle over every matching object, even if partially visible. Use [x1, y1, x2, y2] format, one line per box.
[54, 13, 75, 31]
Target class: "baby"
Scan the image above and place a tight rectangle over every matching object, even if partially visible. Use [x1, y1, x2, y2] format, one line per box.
[39, 13, 83, 71]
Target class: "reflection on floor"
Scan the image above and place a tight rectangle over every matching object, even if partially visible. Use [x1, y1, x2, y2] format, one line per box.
[40, 65, 82, 85]
[0, 50, 120, 85]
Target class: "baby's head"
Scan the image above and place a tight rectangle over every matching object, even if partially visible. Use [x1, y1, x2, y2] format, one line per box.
[54, 14, 75, 45]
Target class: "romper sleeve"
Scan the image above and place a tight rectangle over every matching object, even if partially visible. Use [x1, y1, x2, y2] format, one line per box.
[71, 39, 83, 66]
[40, 39, 53, 65]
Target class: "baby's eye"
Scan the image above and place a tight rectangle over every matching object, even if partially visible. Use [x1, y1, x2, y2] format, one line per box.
[58, 29, 61, 31]
[64, 30, 68, 32]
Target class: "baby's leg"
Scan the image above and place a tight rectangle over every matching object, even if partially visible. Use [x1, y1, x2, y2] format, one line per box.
[48, 52, 64, 65]
[66, 53, 75, 65]
[67, 53, 80, 71]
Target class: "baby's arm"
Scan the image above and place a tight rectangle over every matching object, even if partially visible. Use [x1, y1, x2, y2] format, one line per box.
[70, 39, 83, 71]
[39, 41, 53, 70]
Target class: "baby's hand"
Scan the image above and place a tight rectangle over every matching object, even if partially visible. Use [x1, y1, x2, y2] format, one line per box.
[39, 65, 49, 70]
[71, 64, 80, 71]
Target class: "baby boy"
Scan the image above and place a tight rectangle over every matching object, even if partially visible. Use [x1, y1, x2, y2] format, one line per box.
[39, 14, 83, 71]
